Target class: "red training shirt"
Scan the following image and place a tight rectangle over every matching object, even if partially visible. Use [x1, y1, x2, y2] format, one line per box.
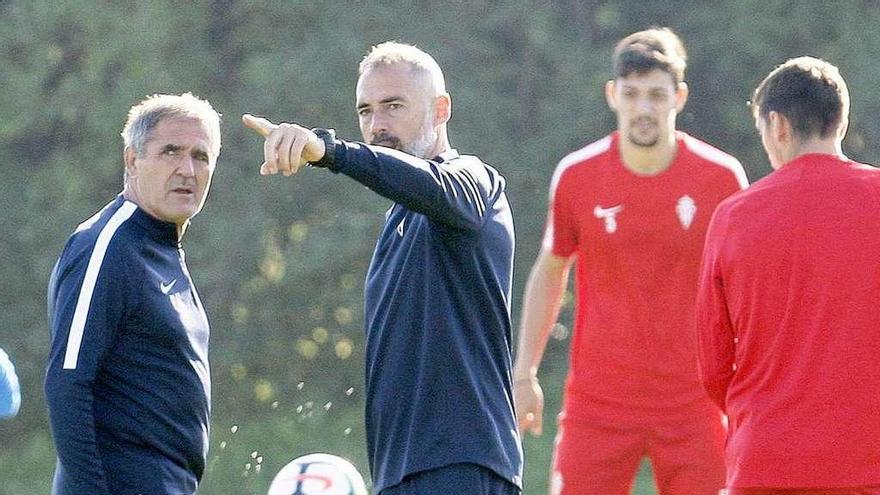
[696, 153, 880, 488]
[547, 131, 747, 425]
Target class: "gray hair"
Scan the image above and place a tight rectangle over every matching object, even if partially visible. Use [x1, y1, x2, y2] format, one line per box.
[121, 93, 221, 158]
[359, 41, 447, 96]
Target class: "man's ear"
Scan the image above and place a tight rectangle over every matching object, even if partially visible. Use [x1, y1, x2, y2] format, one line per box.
[674, 81, 689, 113]
[604, 80, 617, 111]
[124, 148, 137, 177]
[769, 111, 792, 144]
[433, 93, 451, 126]
[836, 115, 849, 140]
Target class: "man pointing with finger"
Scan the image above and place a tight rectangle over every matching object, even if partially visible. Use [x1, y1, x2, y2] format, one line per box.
[244, 41, 523, 495]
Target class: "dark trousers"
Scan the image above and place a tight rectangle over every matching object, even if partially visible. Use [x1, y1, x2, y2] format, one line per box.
[379, 463, 520, 495]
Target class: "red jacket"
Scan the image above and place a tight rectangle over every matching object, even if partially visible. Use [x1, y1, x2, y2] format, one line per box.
[696, 153, 880, 488]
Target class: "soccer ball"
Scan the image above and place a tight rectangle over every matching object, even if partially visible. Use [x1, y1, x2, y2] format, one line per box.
[267, 452, 368, 495]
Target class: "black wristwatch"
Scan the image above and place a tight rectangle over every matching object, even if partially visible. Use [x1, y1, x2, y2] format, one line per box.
[310, 128, 337, 168]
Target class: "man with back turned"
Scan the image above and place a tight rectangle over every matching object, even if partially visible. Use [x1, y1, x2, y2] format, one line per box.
[696, 56, 880, 495]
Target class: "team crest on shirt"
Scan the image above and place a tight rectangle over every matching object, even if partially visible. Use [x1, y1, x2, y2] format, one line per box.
[593, 204, 623, 233]
[676, 195, 697, 230]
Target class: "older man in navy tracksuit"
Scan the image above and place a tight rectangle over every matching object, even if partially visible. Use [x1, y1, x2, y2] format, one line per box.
[46, 93, 220, 495]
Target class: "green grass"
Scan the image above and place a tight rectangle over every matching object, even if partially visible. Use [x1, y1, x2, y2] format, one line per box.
[1, 420, 658, 495]
[634, 462, 659, 495]
[0, 381, 660, 494]
[0, 432, 56, 495]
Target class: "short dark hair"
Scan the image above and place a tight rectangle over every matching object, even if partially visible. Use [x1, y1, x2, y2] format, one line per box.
[750, 56, 849, 140]
[613, 28, 687, 84]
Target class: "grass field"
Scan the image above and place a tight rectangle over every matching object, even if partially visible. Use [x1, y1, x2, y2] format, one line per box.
[0, 365, 661, 494]
[0, 425, 659, 495]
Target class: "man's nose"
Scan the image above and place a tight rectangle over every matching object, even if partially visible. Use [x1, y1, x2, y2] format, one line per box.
[370, 112, 389, 135]
[177, 155, 197, 177]
[635, 97, 654, 113]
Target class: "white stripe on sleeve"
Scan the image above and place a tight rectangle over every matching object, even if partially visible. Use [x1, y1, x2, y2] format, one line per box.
[543, 136, 612, 250]
[63, 201, 138, 369]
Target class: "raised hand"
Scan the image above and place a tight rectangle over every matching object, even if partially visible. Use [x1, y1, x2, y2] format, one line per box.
[242, 114, 325, 176]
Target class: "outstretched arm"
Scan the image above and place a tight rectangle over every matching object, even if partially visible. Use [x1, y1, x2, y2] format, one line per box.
[242, 115, 501, 231]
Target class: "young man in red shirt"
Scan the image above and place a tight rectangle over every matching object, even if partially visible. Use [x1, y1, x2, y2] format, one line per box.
[514, 28, 747, 495]
[696, 57, 880, 495]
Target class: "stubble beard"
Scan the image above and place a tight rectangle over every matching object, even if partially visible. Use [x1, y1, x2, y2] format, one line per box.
[628, 117, 660, 148]
[370, 111, 437, 159]
[403, 118, 437, 159]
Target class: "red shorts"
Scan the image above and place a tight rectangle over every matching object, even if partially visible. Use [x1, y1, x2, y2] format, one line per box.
[550, 405, 725, 495]
[726, 488, 880, 495]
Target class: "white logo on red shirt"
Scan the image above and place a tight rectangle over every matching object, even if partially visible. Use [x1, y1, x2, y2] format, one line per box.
[676, 195, 697, 230]
[593, 204, 623, 233]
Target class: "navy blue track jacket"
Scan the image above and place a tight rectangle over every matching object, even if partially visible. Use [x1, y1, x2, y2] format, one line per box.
[325, 142, 523, 491]
[46, 196, 211, 495]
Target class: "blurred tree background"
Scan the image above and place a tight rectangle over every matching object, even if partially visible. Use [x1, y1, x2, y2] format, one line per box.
[0, 1, 878, 493]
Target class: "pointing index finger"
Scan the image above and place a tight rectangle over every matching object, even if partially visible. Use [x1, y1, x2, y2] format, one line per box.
[241, 113, 277, 138]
